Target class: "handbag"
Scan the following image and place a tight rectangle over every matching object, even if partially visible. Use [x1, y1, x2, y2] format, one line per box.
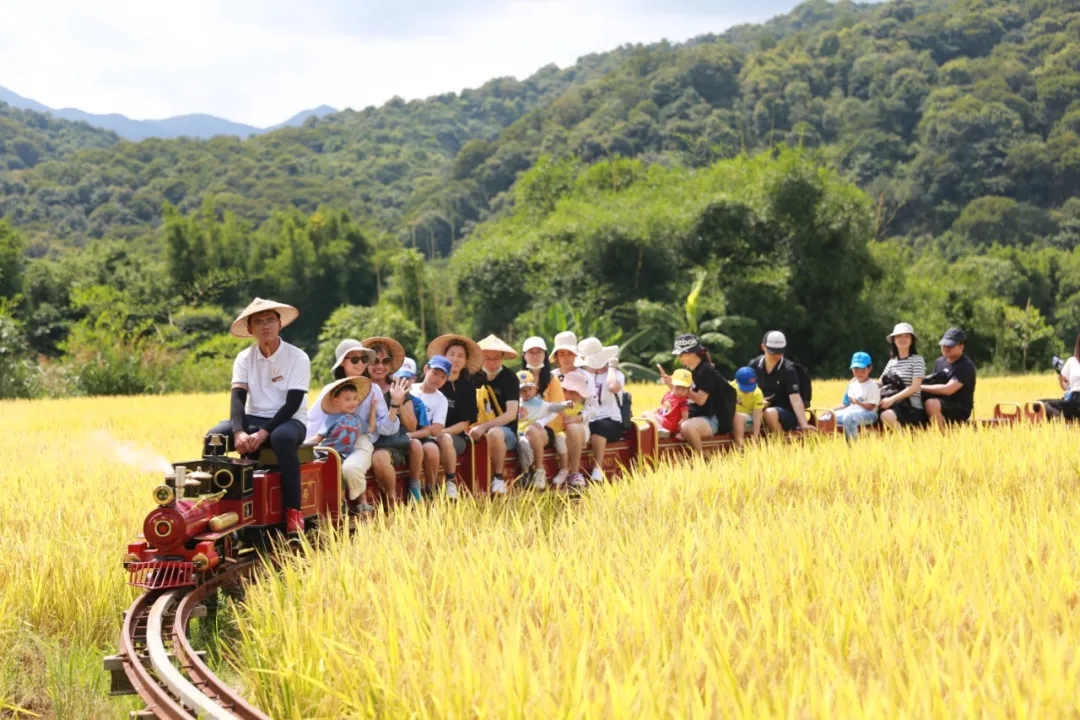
[476, 384, 503, 425]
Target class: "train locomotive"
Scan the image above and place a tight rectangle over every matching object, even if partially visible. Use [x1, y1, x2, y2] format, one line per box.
[122, 433, 343, 591]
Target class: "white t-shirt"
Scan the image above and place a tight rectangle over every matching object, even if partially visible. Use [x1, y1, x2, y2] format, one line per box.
[585, 368, 626, 423]
[846, 378, 881, 408]
[1062, 357, 1080, 394]
[411, 385, 448, 427]
[232, 340, 310, 426]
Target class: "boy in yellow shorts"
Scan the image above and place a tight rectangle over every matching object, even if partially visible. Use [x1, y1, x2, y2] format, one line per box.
[731, 366, 765, 440]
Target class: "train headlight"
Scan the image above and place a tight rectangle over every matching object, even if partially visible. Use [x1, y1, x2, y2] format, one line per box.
[153, 484, 174, 506]
[191, 553, 210, 571]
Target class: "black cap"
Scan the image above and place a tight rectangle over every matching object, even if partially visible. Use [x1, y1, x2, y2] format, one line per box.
[939, 327, 967, 347]
[671, 334, 704, 355]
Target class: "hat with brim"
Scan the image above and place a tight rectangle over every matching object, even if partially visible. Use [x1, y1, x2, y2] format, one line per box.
[331, 339, 377, 373]
[574, 337, 604, 366]
[230, 298, 299, 338]
[549, 331, 581, 362]
[579, 346, 619, 371]
[560, 371, 590, 397]
[886, 322, 918, 343]
[427, 334, 483, 374]
[362, 337, 405, 373]
[477, 334, 518, 360]
[319, 376, 372, 414]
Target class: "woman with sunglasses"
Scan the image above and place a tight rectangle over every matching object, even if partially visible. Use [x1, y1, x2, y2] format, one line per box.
[362, 336, 425, 504]
[306, 339, 405, 515]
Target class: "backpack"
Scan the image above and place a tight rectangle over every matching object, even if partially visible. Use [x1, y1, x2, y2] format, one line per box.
[615, 391, 633, 431]
[476, 383, 503, 425]
[751, 355, 812, 406]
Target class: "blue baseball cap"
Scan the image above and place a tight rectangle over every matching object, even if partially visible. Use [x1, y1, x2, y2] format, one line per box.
[850, 351, 872, 369]
[734, 366, 757, 393]
[427, 355, 452, 375]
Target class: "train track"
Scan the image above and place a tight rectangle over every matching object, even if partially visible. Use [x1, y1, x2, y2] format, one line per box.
[106, 561, 270, 720]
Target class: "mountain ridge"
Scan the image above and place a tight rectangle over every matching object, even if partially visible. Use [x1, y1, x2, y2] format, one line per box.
[0, 84, 337, 140]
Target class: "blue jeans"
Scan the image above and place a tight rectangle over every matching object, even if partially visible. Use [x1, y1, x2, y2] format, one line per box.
[835, 406, 878, 441]
[500, 426, 519, 451]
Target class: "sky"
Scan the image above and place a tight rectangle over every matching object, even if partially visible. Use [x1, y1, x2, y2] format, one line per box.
[0, 0, 804, 127]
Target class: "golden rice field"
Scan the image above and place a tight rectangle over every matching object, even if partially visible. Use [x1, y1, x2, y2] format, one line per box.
[3, 374, 1080, 718]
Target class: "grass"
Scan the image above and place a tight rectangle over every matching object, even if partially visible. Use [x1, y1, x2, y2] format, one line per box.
[0, 373, 1074, 717]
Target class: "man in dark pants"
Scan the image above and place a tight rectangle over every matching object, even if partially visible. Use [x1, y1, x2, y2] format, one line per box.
[205, 298, 311, 534]
[923, 327, 977, 428]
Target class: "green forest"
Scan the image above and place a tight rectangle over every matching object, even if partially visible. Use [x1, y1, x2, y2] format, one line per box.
[3, 0, 1080, 399]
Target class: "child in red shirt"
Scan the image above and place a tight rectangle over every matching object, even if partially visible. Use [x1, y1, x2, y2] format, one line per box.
[647, 368, 692, 436]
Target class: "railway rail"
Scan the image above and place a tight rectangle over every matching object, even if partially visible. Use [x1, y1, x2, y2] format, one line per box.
[106, 561, 270, 720]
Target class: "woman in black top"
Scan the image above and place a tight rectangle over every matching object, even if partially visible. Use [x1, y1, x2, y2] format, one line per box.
[426, 334, 482, 501]
[658, 334, 739, 451]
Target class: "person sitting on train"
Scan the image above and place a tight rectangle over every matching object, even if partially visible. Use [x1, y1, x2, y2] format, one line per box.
[363, 337, 424, 504]
[410, 355, 455, 497]
[470, 335, 521, 496]
[922, 327, 977, 427]
[550, 331, 582, 382]
[395, 357, 439, 500]
[557, 370, 592, 490]
[748, 331, 815, 434]
[547, 332, 591, 488]
[306, 339, 402, 516]
[1041, 333, 1080, 420]
[730, 367, 766, 440]
[877, 322, 928, 430]
[575, 337, 625, 482]
[515, 369, 574, 491]
[308, 376, 380, 515]
[427, 334, 481, 500]
[660, 334, 742, 451]
[205, 298, 310, 535]
[522, 336, 574, 488]
[643, 368, 691, 438]
[831, 352, 881, 442]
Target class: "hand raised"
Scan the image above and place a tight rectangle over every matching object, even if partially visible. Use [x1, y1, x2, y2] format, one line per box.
[389, 378, 408, 405]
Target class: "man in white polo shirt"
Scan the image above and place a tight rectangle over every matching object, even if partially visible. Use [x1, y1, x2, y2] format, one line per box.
[204, 298, 311, 534]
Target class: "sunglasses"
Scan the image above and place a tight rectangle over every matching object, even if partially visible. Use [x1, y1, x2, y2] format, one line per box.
[372, 357, 393, 366]
[345, 355, 366, 365]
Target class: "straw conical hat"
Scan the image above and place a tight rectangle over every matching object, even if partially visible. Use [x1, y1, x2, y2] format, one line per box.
[319, 376, 372, 414]
[427, 334, 482, 374]
[477, 334, 518, 359]
[230, 298, 299, 338]
[361, 337, 405, 373]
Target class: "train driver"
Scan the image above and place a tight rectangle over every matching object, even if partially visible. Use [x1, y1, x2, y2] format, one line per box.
[204, 298, 311, 535]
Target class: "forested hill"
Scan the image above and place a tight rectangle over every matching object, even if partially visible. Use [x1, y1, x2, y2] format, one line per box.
[0, 46, 652, 252]
[0, 103, 120, 171]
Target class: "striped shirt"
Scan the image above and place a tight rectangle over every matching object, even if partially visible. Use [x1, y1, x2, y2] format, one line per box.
[881, 354, 926, 409]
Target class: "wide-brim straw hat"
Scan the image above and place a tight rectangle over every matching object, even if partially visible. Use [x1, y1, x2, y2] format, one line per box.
[331, 339, 376, 372]
[886, 322, 919, 343]
[477, 334, 518, 360]
[578, 346, 619, 370]
[230, 298, 299, 338]
[319, 376, 372, 414]
[549, 331, 581, 362]
[427, 334, 483, 374]
[361, 337, 405, 373]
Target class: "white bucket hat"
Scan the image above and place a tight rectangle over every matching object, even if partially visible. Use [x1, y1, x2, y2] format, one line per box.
[230, 298, 299, 338]
[886, 322, 918, 343]
[549, 331, 581, 361]
[331, 339, 376, 372]
[578, 343, 619, 370]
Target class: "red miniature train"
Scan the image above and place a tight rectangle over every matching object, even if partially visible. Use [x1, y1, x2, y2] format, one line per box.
[121, 401, 1044, 591]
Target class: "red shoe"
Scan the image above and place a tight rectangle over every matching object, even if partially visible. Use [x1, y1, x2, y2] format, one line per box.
[286, 508, 305, 534]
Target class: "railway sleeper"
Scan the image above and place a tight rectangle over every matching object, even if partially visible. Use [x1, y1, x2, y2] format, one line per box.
[105, 648, 207, 697]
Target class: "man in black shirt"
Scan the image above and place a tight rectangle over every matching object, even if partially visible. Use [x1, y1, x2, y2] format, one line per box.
[748, 330, 814, 434]
[469, 334, 520, 496]
[923, 327, 977, 427]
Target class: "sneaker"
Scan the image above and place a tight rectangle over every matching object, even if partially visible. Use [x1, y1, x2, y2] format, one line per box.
[531, 468, 547, 491]
[552, 469, 569, 487]
[347, 501, 375, 517]
[444, 480, 459, 500]
[286, 508, 305, 534]
[568, 472, 587, 489]
[491, 477, 508, 495]
[408, 480, 423, 502]
[590, 466, 605, 483]
[517, 468, 535, 490]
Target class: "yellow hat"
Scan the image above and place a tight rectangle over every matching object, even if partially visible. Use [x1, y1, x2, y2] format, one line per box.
[671, 369, 693, 388]
[516, 369, 536, 387]
[477, 334, 518, 359]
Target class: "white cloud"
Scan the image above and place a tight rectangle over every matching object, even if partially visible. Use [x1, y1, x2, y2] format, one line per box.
[0, 0, 794, 127]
